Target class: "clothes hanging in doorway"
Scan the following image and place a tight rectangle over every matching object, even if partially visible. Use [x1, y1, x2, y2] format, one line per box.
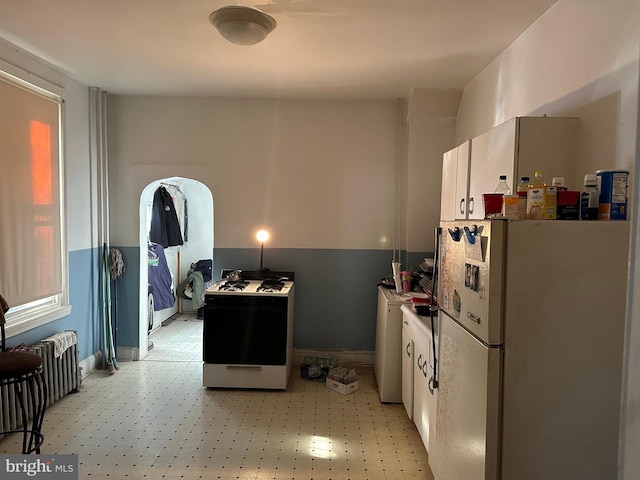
[149, 186, 183, 248]
[162, 183, 188, 242]
[148, 242, 175, 311]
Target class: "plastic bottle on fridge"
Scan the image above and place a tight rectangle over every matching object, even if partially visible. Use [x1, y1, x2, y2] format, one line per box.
[580, 174, 600, 220]
[495, 175, 511, 195]
[531, 171, 545, 188]
[551, 177, 566, 191]
[516, 176, 530, 219]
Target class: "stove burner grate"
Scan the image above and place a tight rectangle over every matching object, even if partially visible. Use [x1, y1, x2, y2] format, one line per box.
[257, 280, 284, 293]
[219, 280, 249, 292]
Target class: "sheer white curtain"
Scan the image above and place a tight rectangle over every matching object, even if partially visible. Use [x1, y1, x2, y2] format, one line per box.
[0, 73, 62, 310]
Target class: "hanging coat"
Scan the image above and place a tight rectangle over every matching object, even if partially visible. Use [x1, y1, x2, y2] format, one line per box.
[148, 243, 175, 311]
[149, 186, 183, 248]
[162, 184, 188, 242]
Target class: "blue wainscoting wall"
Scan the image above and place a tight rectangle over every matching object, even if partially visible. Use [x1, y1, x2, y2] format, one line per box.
[213, 247, 393, 351]
[7, 246, 432, 362]
[8, 248, 101, 362]
[115, 247, 409, 352]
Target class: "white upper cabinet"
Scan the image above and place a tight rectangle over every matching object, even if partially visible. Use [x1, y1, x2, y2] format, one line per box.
[440, 140, 471, 220]
[442, 117, 578, 220]
[468, 118, 517, 219]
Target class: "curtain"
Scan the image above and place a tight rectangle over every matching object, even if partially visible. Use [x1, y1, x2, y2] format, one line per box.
[0, 75, 62, 307]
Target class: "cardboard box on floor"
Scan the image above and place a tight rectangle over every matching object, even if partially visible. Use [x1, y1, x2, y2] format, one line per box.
[325, 366, 359, 395]
[326, 377, 359, 395]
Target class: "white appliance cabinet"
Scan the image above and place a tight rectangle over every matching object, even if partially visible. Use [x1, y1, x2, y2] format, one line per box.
[401, 304, 438, 455]
[374, 287, 409, 403]
[441, 116, 578, 220]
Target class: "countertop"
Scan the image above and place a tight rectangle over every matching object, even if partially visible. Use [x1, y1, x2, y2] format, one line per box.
[401, 303, 438, 339]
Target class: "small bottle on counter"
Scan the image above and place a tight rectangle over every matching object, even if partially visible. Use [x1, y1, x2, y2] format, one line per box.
[552, 177, 567, 191]
[516, 176, 530, 219]
[531, 171, 545, 188]
[495, 175, 511, 195]
[580, 174, 600, 220]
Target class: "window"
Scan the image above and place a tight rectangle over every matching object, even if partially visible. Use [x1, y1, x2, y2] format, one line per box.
[0, 61, 69, 337]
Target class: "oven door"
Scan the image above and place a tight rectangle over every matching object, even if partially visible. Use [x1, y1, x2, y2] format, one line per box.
[203, 295, 288, 365]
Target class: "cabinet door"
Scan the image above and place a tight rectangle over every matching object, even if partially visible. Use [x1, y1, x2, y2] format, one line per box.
[441, 141, 471, 220]
[468, 118, 517, 219]
[426, 326, 438, 456]
[401, 319, 414, 419]
[455, 140, 471, 219]
[414, 335, 432, 450]
[440, 147, 458, 221]
[468, 130, 488, 219]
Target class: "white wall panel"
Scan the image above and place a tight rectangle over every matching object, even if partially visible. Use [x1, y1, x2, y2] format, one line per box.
[107, 97, 397, 250]
[457, 0, 640, 148]
[407, 119, 456, 253]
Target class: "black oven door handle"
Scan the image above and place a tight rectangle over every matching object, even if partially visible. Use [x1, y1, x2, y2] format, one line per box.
[226, 365, 263, 371]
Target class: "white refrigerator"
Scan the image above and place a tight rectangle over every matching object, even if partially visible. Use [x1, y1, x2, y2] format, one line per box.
[430, 219, 630, 480]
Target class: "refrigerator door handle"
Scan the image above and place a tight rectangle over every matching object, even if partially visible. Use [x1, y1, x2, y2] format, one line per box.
[467, 312, 481, 324]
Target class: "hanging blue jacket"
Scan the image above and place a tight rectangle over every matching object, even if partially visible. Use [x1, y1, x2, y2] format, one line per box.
[148, 243, 175, 311]
[149, 186, 183, 248]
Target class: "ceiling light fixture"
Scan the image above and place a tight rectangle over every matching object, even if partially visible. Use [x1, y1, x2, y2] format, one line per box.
[209, 5, 276, 46]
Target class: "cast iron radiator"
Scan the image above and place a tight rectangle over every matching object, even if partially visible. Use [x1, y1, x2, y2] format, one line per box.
[1, 330, 81, 435]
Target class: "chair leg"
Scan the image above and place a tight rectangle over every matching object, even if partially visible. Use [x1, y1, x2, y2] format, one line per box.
[28, 373, 47, 453]
[12, 374, 47, 454]
[13, 381, 29, 454]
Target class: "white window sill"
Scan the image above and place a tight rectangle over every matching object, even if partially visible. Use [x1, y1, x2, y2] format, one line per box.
[5, 304, 73, 338]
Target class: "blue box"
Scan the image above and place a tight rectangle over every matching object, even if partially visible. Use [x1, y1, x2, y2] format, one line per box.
[596, 170, 629, 220]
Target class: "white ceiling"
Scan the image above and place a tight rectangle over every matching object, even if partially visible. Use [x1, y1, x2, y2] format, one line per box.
[0, 0, 557, 100]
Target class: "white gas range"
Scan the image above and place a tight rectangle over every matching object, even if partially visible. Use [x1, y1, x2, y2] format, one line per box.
[202, 270, 295, 390]
[207, 276, 294, 296]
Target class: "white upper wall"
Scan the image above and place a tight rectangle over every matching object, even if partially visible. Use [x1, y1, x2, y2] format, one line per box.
[107, 96, 397, 250]
[457, 0, 639, 160]
[405, 89, 461, 253]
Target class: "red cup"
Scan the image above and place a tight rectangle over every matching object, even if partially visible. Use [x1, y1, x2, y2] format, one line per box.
[482, 193, 503, 218]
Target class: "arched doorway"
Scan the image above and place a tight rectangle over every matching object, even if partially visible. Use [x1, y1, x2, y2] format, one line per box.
[138, 177, 213, 359]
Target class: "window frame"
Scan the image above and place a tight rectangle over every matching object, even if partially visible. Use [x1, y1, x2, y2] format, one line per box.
[0, 59, 70, 338]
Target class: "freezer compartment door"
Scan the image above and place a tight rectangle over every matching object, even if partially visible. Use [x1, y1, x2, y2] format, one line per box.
[430, 312, 502, 480]
[438, 220, 505, 345]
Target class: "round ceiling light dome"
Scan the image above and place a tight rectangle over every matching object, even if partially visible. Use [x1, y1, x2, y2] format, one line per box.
[209, 6, 277, 46]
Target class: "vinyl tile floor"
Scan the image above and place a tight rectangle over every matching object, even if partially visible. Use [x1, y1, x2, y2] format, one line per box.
[0, 314, 434, 479]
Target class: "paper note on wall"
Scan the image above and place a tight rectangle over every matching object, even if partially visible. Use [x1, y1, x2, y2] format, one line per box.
[464, 237, 483, 261]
